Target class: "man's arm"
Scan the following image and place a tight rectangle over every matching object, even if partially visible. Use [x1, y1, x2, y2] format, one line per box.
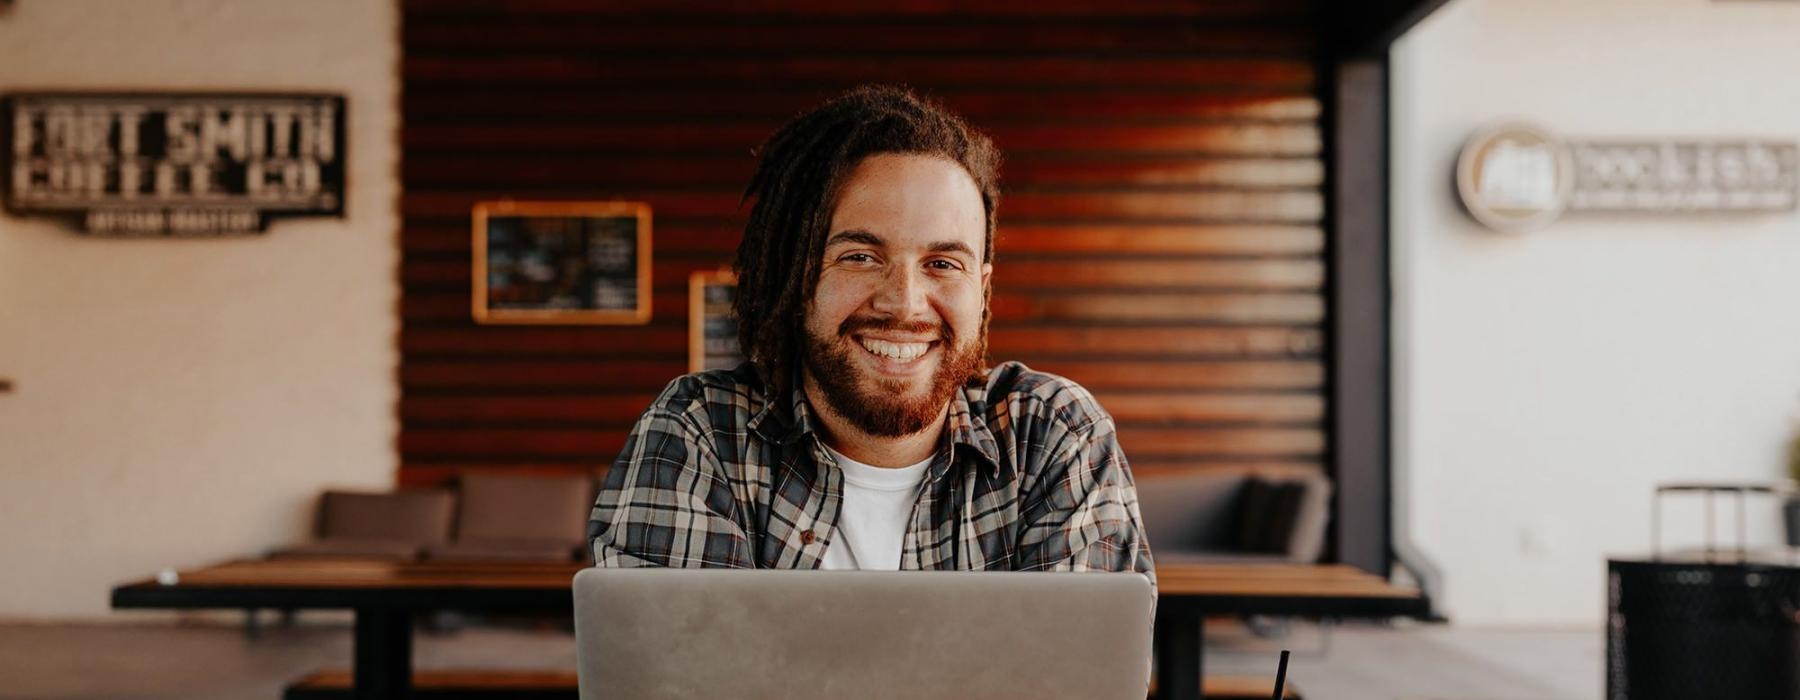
[1012, 411, 1156, 585]
[587, 386, 755, 568]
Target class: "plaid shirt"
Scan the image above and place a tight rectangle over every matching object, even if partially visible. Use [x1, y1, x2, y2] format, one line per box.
[587, 361, 1154, 585]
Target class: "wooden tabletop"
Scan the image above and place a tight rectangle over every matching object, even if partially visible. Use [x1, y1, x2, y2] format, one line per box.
[161, 558, 585, 589]
[1156, 563, 1419, 599]
[111, 558, 587, 612]
[115, 557, 1423, 617]
[138, 558, 1412, 596]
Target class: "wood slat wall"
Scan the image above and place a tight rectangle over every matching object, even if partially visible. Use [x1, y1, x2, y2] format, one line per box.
[398, 0, 1325, 487]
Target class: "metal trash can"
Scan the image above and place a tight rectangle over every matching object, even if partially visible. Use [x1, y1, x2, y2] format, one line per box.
[1607, 483, 1800, 700]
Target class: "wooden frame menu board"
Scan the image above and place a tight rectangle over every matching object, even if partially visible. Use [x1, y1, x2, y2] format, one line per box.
[689, 269, 741, 372]
[471, 201, 651, 325]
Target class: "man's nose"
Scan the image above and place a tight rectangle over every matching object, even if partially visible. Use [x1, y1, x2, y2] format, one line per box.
[870, 263, 930, 319]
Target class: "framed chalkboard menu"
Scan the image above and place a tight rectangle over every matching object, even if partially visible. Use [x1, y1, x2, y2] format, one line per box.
[471, 201, 651, 325]
[689, 269, 742, 372]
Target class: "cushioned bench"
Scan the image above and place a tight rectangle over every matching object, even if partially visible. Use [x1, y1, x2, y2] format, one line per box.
[424, 472, 593, 563]
[269, 488, 456, 562]
[1136, 469, 1332, 565]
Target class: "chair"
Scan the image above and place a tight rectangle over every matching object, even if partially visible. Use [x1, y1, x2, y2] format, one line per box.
[424, 472, 594, 562]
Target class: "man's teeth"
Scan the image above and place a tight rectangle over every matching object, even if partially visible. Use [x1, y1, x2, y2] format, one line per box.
[859, 338, 930, 361]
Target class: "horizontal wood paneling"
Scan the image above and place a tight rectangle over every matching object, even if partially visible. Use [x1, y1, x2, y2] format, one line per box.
[400, 223, 1326, 257]
[405, 22, 1315, 55]
[397, 426, 1322, 460]
[399, 1, 1326, 486]
[404, 91, 1321, 121]
[404, 191, 1320, 225]
[405, 0, 1310, 20]
[404, 291, 1322, 324]
[1023, 360, 1322, 390]
[405, 57, 1315, 86]
[404, 155, 1323, 189]
[995, 259, 1323, 288]
[988, 327, 1322, 356]
[402, 326, 1321, 358]
[996, 225, 1323, 255]
[397, 393, 1320, 427]
[403, 360, 687, 387]
[396, 459, 1325, 488]
[400, 359, 1321, 393]
[400, 257, 1323, 291]
[403, 123, 1321, 154]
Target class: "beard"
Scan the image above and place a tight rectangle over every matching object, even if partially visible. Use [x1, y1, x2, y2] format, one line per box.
[801, 315, 987, 438]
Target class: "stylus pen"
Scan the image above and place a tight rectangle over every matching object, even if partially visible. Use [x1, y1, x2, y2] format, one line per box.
[1270, 649, 1291, 699]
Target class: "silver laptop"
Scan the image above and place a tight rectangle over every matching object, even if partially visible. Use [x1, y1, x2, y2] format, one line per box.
[572, 568, 1153, 700]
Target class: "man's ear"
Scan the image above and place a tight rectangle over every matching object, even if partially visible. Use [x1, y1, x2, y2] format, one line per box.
[980, 262, 993, 288]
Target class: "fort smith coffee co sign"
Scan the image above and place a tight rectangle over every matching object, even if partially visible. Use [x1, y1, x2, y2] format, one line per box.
[1456, 123, 1797, 232]
[4, 92, 345, 235]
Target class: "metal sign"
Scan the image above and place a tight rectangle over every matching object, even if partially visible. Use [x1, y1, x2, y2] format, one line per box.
[1457, 123, 1798, 232]
[4, 92, 346, 235]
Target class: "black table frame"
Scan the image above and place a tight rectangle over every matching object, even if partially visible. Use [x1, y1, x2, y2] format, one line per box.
[1151, 592, 1430, 700]
[117, 576, 1430, 700]
[114, 582, 572, 699]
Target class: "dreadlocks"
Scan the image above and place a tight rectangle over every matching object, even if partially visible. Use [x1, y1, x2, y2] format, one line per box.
[733, 84, 1002, 397]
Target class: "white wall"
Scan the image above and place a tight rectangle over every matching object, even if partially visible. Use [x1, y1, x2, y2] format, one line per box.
[0, 0, 398, 619]
[1392, 0, 1800, 626]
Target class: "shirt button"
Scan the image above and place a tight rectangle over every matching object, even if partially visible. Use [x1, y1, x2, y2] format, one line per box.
[801, 530, 816, 544]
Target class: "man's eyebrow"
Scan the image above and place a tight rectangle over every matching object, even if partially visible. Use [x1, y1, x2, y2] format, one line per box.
[928, 241, 977, 257]
[825, 229, 883, 247]
[824, 230, 977, 258]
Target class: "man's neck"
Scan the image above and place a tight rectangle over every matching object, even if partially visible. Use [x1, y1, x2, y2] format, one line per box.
[801, 380, 947, 469]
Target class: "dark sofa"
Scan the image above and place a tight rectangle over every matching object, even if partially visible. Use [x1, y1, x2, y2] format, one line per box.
[1136, 469, 1332, 565]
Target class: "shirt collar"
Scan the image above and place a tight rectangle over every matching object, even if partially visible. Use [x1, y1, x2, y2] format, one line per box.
[745, 380, 809, 446]
[943, 380, 1003, 477]
[747, 374, 1003, 478]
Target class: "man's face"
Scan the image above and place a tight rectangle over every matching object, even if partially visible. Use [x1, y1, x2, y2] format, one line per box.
[801, 153, 992, 438]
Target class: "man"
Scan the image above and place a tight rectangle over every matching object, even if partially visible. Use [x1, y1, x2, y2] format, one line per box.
[587, 85, 1152, 580]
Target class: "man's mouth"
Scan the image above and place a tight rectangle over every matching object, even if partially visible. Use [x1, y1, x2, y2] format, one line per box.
[855, 336, 936, 363]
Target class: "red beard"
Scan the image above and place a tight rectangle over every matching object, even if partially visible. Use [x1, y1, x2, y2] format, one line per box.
[802, 315, 986, 438]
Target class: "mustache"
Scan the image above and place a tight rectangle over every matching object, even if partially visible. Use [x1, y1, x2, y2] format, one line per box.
[836, 316, 951, 341]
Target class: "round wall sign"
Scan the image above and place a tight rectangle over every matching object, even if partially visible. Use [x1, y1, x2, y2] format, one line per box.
[1456, 123, 1574, 232]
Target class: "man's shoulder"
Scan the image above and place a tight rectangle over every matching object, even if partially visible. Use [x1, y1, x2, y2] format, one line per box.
[975, 361, 1110, 432]
[646, 363, 769, 426]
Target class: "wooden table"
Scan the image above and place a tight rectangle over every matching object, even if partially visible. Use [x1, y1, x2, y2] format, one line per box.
[1151, 563, 1428, 700]
[113, 559, 1426, 699]
[113, 558, 582, 699]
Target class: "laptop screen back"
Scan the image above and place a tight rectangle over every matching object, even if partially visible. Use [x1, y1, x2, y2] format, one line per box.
[572, 568, 1153, 700]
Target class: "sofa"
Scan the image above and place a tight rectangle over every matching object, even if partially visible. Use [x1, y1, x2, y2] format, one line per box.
[268, 488, 456, 561]
[423, 472, 594, 563]
[270, 472, 594, 564]
[1135, 469, 1332, 565]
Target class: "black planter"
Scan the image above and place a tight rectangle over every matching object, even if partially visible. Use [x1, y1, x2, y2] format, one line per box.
[1785, 498, 1800, 548]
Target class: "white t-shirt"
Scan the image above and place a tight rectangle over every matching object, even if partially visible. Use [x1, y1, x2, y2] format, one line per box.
[817, 445, 931, 571]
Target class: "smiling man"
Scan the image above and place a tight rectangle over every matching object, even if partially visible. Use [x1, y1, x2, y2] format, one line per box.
[587, 85, 1152, 578]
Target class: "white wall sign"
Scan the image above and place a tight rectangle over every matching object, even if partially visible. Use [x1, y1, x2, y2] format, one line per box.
[1457, 123, 1798, 232]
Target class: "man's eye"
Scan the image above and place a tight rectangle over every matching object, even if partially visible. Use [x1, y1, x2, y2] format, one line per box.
[928, 259, 962, 271]
[840, 253, 877, 264]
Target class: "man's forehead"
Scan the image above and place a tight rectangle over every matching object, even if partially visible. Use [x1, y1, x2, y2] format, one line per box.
[826, 154, 986, 253]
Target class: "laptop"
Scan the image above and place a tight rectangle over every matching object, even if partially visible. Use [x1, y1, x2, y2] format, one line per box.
[572, 568, 1154, 700]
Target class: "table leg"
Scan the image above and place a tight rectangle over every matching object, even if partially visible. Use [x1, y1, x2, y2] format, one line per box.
[1155, 606, 1204, 700]
[352, 608, 412, 699]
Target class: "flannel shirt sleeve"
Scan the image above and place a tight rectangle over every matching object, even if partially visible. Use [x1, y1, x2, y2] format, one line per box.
[587, 385, 755, 568]
[1013, 408, 1157, 588]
